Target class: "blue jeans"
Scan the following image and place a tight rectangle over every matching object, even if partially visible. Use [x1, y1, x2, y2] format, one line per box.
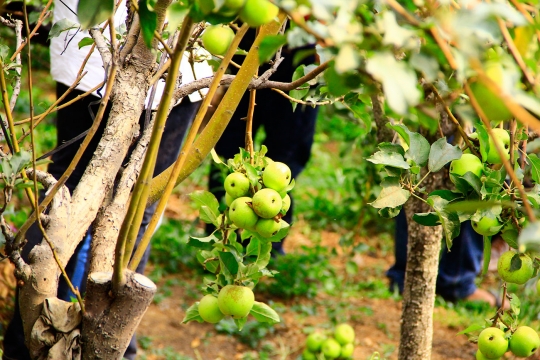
[386, 211, 484, 300]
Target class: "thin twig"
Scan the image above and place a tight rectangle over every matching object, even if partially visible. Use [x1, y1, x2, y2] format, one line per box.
[246, 89, 256, 164]
[9, 19, 23, 112]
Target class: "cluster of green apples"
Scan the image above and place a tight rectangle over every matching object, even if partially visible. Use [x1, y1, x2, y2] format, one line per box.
[302, 324, 356, 359]
[449, 128, 511, 237]
[224, 161, 291, 238]
[476, 325, 540, 359]
[197, 285, 255, 323]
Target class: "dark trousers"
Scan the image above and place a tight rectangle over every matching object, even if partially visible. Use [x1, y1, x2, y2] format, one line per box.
[208, 86, 318, 254]
[386, 211, 484, 300]
[2, 83, 199, 360]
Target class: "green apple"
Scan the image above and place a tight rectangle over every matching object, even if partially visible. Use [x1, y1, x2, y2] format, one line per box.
[201, 25, 235, 56]
[321, 338, 341, 359]
[334, 323, 355, 345]
[262, 161, 291, 191]
[239, 0, 279, 27]
[224, 172, 250, 199]
[478, 327, 508, 359]
[219, 0, 246, 16]
[470, 62, 512, 122]
[198, 294, 225, 323]
[305, 331, 326, 352]
[486, 128, 510, 164]
[301, 349, 317, 360]
[255, 218, 281, 238]
[252, 188, 282, 219]
[225, 192, 234, 206]
[509, 326, 540, 358]
[449, 154, 483, 178]
[217, 285, 255, 319]
[497, 251, 534, 285]
[471, 216, 501, 236]
[340, 343, 354, 358]
[281, 194, 291, 213]
[229, 197, 259, 229]
[475, 349, 498, 360]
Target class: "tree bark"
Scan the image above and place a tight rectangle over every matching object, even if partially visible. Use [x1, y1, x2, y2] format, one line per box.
[82, 271, 156, 359]
[398, 171, 444, 360]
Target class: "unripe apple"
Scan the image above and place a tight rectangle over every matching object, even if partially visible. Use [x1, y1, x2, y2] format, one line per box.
[321, 338, 341, 359]
[252, 188, 282, 219]
[471, 216, 501, 236]
[475, 349, 497, 360]
[305, 331, 326, 352]
[198, 294, 225, 323]
[497, 251, 534, 285]
[255, 218, 281, 238]
[217, 285, 255, 319]
[225, 192, 234, 206]
[301, 349, 317, 360]
[486, 128, 510, 164]
[224, 172, 250, 199]
[219, 0, 246, 16]
[470, 62, 512, 122]
[450, 154, 483, 178]
[509, 326, 540, 358]
[281, 194, 291, 213]
[201, 25, 235, 56]
[340, 343, 354, 358]
[229, 197, 259, 229]
[334, 323, 355, 345]
[239, 0, 279, 27]
[262, 161, 291, 191]
[478, 327, 508, 359]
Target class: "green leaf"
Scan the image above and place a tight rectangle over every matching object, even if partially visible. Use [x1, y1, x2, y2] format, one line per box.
[366, 52, 421, 114]
[167, 1, 190, 31]
[501, 229, 519, 249]
[428, 195, 461, 249]
[77, 0, 114, 30]
[387, 124, 430, 166]
[210, 148, 226, 165]
[219, 251, 239, 276]
[428, 138, 462, 172]
[182, 302, 204, 323]
[189, 190, 220, 224]
[370, 177, 410, 209]
[509, 293, 521, 316]
[482, 235, 491, 276]
[413, 212, 440, 226]
[510, 253, 523, 272]
[528, 154, 540, 184]
[249, 301, 280, 324]
[234, 316, 247, 331]
[188, 234, 218, 250]
[290, 65, 310, 111]
[457, 323, 484, 335]
[428, 189, 463, 202]
[378, 142, 405, 156]
[10, 151, 31, 174]
[517, 222, 540, 250]
[78, 37, 94, 49]
[138, 0, 158, 48]
[367, 151, 410, 169]
[378, 206, 401, 219]
[259, 35, 287, 64]
[445, 200, 514, 213]
[449, 173, 482, 196]
[475, 124, 490, 163]
[49, 19, 79, 39]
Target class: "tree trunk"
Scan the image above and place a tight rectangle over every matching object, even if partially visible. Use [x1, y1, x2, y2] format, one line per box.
[398, 176, 444, 360]
[81, 271, 156, 359]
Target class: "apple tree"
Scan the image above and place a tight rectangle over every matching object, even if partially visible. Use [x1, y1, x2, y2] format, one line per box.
[2, 0, 540, 359]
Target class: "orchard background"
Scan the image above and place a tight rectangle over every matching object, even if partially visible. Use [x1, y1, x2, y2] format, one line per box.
[1, 0, 540, 359]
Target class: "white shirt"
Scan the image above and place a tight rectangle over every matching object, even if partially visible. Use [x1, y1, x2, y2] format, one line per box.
[50, 0, 213, 108]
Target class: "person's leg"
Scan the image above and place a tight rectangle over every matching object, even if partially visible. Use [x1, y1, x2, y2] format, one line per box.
[386, 210, 408, 293]
[436, 221, 484, 301]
